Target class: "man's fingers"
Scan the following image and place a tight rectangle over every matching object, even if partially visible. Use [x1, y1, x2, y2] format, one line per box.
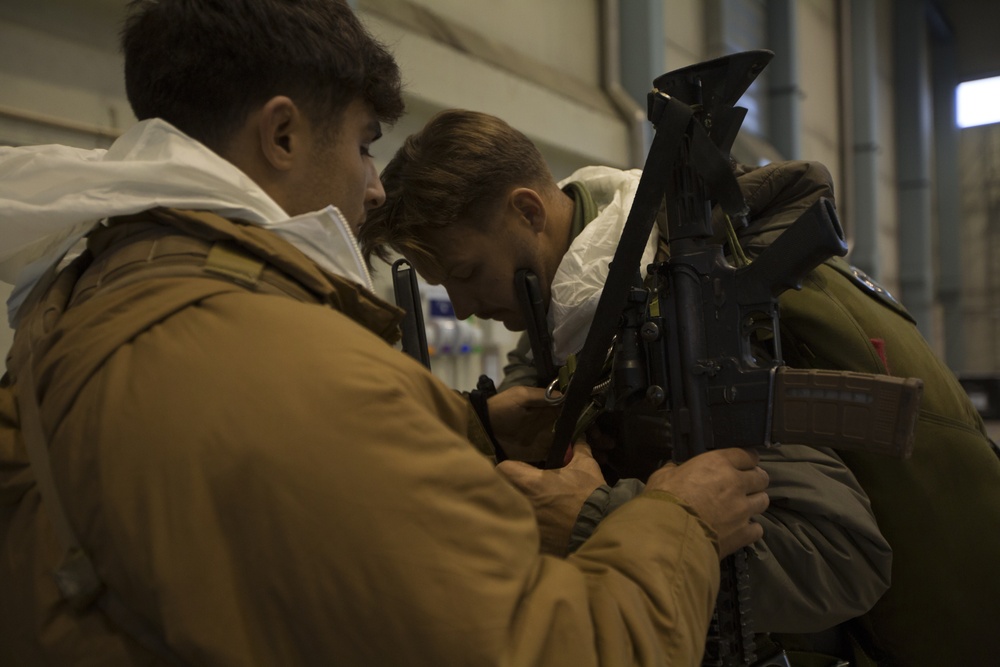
[715, 447, 760, 470]
[720, 521, 766, 557]
[509, 386, 552, 408]
[495, 459, 538, 491]
[749, 489, 770, 515]
[744, 464, 769, 494]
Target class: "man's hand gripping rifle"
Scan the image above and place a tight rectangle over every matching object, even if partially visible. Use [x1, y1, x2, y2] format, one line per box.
[547, 50, 922, 667]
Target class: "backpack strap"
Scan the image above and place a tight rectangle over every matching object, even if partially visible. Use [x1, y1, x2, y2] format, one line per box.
[7, 229, 322, 665]
[8, 220, 360, 665]
[11, 279, 188, 665]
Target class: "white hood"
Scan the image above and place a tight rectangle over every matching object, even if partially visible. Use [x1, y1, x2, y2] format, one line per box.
[549, 166, 659, 365]
[0, 119, 372, 326]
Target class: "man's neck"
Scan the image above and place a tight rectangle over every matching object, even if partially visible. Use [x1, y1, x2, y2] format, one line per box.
[548, 188, 577, 268]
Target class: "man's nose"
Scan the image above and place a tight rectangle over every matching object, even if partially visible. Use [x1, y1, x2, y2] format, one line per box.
[447, 288, 477, 321]
[367, 171, 386, 211]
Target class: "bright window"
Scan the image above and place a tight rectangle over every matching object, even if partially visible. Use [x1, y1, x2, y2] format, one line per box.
[957, 75, 1000, 128]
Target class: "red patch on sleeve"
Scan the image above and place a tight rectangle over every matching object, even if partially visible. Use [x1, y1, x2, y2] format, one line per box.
[870, 338, 890, 373]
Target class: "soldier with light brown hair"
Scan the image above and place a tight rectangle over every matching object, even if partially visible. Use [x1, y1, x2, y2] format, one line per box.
[363, 109, 582, 334]
[359, 108, 911, 661]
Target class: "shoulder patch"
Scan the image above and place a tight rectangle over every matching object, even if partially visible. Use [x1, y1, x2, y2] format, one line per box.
[824, 256, 915, 324]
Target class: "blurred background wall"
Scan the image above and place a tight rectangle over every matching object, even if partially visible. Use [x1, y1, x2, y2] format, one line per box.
[2, 0, 998, 392]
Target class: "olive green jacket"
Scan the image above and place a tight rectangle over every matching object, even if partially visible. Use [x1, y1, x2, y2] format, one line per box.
[737, 164, 1000, 666]
[509, 159, 1000, 663]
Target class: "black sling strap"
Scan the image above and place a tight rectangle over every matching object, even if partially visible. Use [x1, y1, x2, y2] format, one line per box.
[547, 96, 694, 467]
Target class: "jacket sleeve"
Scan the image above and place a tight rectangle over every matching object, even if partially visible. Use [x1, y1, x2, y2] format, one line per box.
[498, 330, 542, 390]
[748, 445, 892, 633]
[568, 479, 648, 553]
[564, 449, 891, 635]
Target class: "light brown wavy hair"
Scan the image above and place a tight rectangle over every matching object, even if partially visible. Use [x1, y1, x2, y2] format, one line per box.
[360, 109, 551, 269]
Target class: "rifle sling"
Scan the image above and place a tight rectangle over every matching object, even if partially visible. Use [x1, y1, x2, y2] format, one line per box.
[549, 98, 693, 466]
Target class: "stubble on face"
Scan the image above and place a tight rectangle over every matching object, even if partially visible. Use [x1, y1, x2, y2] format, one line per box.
[296, 98, 383, 230]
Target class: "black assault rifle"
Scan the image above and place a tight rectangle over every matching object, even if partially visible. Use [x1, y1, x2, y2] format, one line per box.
[546, 50, 923, 666]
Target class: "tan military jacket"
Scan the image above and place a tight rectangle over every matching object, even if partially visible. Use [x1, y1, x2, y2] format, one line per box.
[0, 208, 721, 666]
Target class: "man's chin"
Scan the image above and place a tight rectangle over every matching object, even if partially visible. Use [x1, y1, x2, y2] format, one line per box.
[479, 312, 526, 332]
[499, 317, 527, 332]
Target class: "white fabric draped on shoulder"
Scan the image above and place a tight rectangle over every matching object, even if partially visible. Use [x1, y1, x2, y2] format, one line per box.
[549, 166, 658, 365]
[0, 119, 371, 326]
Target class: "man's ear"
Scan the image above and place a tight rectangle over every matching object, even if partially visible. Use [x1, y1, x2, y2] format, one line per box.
[510, 188, 547, 233]
[257, 96, 302, 171]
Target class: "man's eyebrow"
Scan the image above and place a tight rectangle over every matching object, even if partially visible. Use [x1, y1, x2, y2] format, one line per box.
[368, 120, 383, 141]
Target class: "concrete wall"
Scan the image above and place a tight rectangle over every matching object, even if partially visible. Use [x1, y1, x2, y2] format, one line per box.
[359, 0, 627, 179]
[874, 0, 901, 297]
[665, 0, 705, 68]
[797, 0, 842, 188]
[1, 0, 994, 378]
[959, 123, 1000, 371]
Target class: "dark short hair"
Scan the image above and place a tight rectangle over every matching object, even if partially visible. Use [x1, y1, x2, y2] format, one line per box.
[360, 109, 551, 267]
[122, 0, 403, 151]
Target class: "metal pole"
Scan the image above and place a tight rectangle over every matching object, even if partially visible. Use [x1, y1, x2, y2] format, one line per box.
[849, 0, 881, 280]
[767, 0, 801, 160]
[893, 0, 935, 342]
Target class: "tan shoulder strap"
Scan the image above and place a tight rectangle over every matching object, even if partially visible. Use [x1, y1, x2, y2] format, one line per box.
[7, 229, 331, 664]
[9, 254, 189, 665]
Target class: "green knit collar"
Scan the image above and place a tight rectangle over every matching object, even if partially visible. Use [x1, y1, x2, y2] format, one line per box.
[562, 180, 599, 236]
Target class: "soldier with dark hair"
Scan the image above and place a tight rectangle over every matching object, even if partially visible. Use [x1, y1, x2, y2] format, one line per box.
[0, 3, 772, 665]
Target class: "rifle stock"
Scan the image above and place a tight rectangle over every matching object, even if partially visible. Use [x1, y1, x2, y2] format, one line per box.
[739, 198, 847, 300]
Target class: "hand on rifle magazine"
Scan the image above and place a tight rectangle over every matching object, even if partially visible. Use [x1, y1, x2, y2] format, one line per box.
[646, 449, 770, 558]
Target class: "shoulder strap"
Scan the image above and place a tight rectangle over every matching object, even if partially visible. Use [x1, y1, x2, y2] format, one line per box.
[7, 229, 332, 664]
[5, 237, 281, 664]
[12, 307, 189, 665]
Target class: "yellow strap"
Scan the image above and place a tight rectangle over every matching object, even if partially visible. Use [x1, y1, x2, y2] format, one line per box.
[204, 243, 265, 286]
[724, 213, 751, 267]
[558, 354, 577, 392]
[12, 292, 189, 664]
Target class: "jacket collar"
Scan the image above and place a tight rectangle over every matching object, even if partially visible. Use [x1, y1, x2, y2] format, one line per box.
[102, 208, 404, 343]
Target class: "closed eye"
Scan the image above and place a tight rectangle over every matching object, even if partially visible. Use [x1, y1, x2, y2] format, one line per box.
[450, 266, 476, 282]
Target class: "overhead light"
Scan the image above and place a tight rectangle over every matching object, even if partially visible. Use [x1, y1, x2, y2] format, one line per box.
[956, 75, 1000, 128]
